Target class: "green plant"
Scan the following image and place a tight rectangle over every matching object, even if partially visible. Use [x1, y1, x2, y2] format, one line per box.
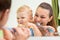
[52, 0, 59, 26]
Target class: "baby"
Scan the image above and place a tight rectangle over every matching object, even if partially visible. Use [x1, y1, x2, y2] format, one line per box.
[17, 5, 33, 28]
[17, 5, 42, 36]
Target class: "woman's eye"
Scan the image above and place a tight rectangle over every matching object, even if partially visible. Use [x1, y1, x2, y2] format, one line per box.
[41, 16, 45, 18]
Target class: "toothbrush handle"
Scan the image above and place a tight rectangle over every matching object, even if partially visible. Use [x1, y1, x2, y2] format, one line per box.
[30, 28, 34, 36]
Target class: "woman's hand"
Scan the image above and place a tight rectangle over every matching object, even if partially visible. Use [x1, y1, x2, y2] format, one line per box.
[3, 27, 30, 40]
[12, 27, 30, 40]
[3, 29, 14, 40]
[29, 23, 42, 36]
[42, 26, 55, 36]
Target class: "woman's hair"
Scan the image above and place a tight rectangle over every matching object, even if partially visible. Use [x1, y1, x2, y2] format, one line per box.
[37, 2, 58, 36]
[0, 0, 11, 12]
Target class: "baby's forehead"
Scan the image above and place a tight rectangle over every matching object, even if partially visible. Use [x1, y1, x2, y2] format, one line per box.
[19, 9, 29, 12]
[17, 11, 28, 15]
[17, 12, 29, 18]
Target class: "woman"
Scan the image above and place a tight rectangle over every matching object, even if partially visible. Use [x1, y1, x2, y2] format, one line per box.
[33, 2, 58, 36]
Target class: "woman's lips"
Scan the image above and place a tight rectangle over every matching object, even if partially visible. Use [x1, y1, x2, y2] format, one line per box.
[34, 19, 43, 25]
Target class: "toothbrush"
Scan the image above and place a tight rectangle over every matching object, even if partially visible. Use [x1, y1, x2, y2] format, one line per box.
[36, 22, 54, 32]
[36, 22, 44, 29]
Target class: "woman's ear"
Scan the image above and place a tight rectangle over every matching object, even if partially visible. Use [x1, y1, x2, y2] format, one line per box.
[0, 9, 10, 27]
[2, 9, 10, 20]
[5, 9, 10, 15]
[48, 16, 53, 22]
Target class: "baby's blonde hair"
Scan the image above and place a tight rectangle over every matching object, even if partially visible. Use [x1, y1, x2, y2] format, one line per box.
[17, 5, 32, 13]
[17, 5, 33, 22]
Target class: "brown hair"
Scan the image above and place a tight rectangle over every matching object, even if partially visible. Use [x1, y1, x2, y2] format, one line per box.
[38, 2, 58, 36]
[0, 0, 11, 21]
[0, 0, 11, 12]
